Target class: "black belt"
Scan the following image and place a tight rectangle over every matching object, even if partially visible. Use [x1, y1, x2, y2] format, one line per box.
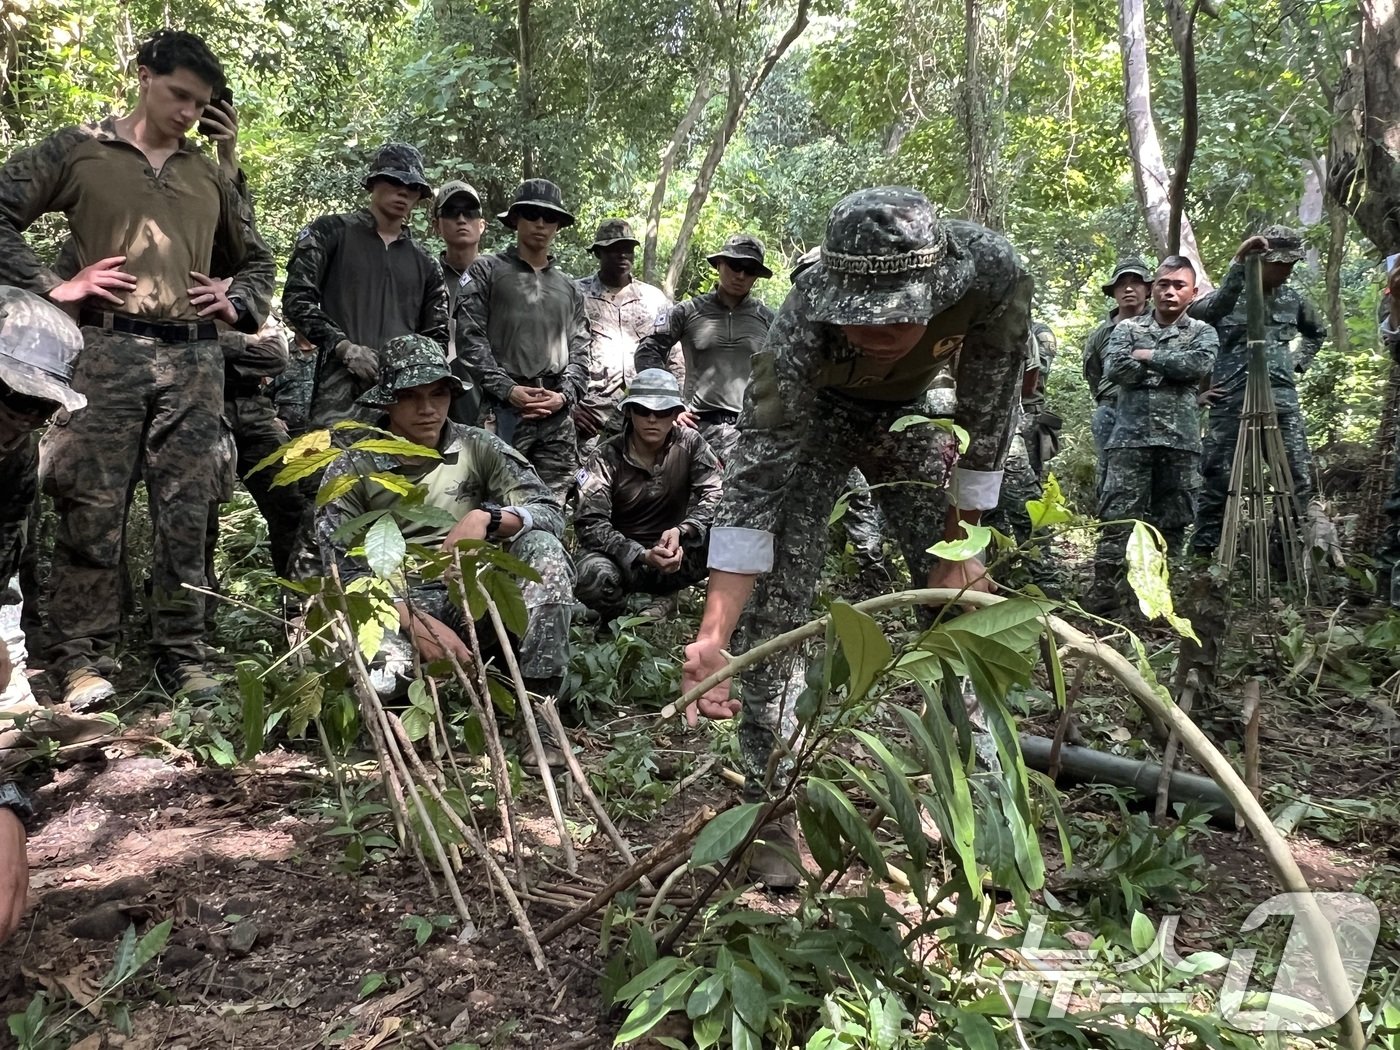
[80, 309, 218, 344]
[695, 409, 739, 425]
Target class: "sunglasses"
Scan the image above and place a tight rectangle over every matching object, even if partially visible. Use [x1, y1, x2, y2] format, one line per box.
[515, 206, 563, 224]
[439, 206, 482, 221]
[724, 260, 762, 277]
[0, 381, 59, 420]
[630, 406, 682, 420]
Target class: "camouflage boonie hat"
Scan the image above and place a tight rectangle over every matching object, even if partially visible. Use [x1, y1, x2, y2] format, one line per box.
[433, 179, 483, 218]
[707, 234, 773, 278]
[498, 179, 576, 229]
[357, 334, 465, 407]
[1100, 257, 1153, 295]
[620, 368, 684, 413]
[0, 285, 87, 413]
[789, 246, 821, 284]
[364, 142, 431, 199]
[802, 186, 970, 326]
[590, 219, 640, 252]
[1259, 224, 1306, 264]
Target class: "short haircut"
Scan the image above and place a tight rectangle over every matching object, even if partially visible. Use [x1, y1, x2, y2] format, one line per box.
[1157, 256, 1196, 279]
[136, 30, 226, 97]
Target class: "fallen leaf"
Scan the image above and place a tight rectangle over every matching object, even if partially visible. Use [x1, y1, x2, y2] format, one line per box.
[1108, 726, 1132, 742]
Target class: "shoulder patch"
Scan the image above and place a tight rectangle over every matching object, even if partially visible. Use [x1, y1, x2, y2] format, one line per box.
[459, 271, 472, 287]
[575, 467, 589, 488]
[296, 226, 312, 243]
[654, 308, 670, 327]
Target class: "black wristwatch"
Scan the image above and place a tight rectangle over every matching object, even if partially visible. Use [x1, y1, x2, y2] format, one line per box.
[484, 503, 503, 540]
[0, 783, 34, 829]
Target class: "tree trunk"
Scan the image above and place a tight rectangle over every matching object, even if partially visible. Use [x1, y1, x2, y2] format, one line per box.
[642, 77, 715, 284]
[661, 0, 812, 297]
[962, 0, 994, 227]
[1163, 0, 1202, 258]
[1119, 0, 1209, 283]
[517, 0, 535, 180]
[1327, 0, 1400, 254]
[1298, 156, 1325, 276]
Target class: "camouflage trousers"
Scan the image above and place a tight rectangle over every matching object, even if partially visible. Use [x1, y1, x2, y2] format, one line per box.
[1092, 446, 1199, 588]
[41, 330, 224, 677]
[369, 530, 575, 698]
[984, 431, 1040, 545]
[735, 393, 954, 796]
[205, 394, 307, 585]
[487, 401, 578, 503]
[1192, 403, 1314, 555]
[1091, 401, 1117, 501]
[574, 542, 709, 620]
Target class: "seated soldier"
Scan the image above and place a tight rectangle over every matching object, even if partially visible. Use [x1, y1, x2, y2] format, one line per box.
[574, 369, 721, 621]
[315, 334, 574, 765]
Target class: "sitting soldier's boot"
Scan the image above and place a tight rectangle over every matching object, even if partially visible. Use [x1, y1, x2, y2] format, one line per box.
[158, 661, 222, 704]
[519, 676, 570, 775]
[744, 811, 804, 891]
[637, 594, 679, 621]
[63, 668, 117, 714]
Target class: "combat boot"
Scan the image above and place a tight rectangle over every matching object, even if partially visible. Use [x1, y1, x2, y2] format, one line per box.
[518, 675, 570, 776]
[63, 668, 116, 713]
[158, 662, 222, 704]
[743, 811, 804, 890]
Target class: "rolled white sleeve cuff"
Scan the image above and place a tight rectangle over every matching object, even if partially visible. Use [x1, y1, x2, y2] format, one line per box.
[1382, 317, 1399, 343]
[707, 526, 774, 574]
[951, 467, 1004, 512]
[503, 506, 533, 534]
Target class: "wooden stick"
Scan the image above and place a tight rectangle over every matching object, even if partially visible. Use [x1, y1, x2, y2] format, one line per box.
[1241, 678, 1262, 832]
[1154, 668, 1198, 825]
[1047, 657, 1089, 781]
[538, 805, 720, 945]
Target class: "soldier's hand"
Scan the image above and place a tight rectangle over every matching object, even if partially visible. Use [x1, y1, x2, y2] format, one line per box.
[676, 410, 699, 430]
[644, 540, 683, 574]
[1197, 385, 1225, 407]
[200, 99, 239, 177]
[521, 390, 565, 419]
[49, 256, 137, 308]
[928, 556, 996, 596]
[1234, 235, 1270, 261]
[337, 340, 380, 383]
[404, 610, 473, 667]
[188, 271, 238, 324]
[681, 639, 740, 726]
[0, 806, 27, 945]
[573, 404, 602, 437]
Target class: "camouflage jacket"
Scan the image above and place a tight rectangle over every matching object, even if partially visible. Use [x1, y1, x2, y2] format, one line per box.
[575, 424, 722, 565]
[269, 349, 318, 433]
[0, 433, 37, 604]
[316, 421, 563, 585]
[1082, 309, 1122, 403]
[453, 247, 590, 406]
[221, 327, 289, 399]
[634, 290, 775, 417]
[575, 273, 679, 414]
[1188, 260, 1327, 411]
[709, 220, 1032, 572]
[1021, 321, 1057, 416]
[0, 119, 273, 330]
[1103, 311, 1217, 452]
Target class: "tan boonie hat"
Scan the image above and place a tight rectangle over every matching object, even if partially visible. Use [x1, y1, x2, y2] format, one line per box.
[0, 285, 87, 413]
[433, 180, 483, 219]
[590, 219, 640, 252]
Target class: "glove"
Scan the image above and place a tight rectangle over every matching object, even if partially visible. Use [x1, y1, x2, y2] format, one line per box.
[1305, 501, 1346, 570]
[337, 340, 380, 383]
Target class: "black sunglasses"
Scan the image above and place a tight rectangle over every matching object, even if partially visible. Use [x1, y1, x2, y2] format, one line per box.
[439, 205, 482, 220]
[630, 406, 682, 420]
[724, 260, 762, 277]
[0, 380, 59, 419]
[515, 206, 562, 224]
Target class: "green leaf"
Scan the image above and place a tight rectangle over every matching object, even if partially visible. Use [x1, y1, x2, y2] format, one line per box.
[480, 566, 527, 638]
[350, 437, 442, 458]
[955, 1012, 1000, 1050]
[330, 508, 391, 543]
[251, 427, 329, 475]
[237, 664, 266, 761]
[1130, 910, 1155, 953]
[852, 730, 928, 880]
[693, 1007, 725, 1048]
[401, 705, 432, 742]
[1124, 521, 1200, 641]
[613, 956, 688, 1003]
[797, 796, 844, 873]
[364, 515, 406, 579]
[357, 972, 387, 999]
[728, 965, 768, 1044]
[1027, 472, 1074, 529]
[109, 922, 138, 982]
[686, 972, 725, 1018]
[829, 601, 892, 700]
[690, 803, 762, 868]
[807, 777, 888, 879]
[927, 522, 992, 561]
[316, 470, 360, 507]
[366, 471, 417, 496]
[272, 447, 340, 487]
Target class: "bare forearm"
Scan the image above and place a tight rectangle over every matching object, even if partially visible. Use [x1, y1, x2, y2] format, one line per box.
[696, 570, 758, 646]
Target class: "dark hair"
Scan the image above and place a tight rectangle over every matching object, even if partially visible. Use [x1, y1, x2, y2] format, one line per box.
[1157, 255, 1196, 278]
[136, 30, 226, 97]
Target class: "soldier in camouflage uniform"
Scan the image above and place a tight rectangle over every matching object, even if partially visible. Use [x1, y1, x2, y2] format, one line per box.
[0, 30, 275, 708]
[1084, 258, 1218, 614]
[1376, 258, 1400, 603]
[574, 369, 721, 621]
[1083, 258, 1153, 500]
[681, 187, 1032, 887]
[1188, 228, 1327, 556]
[455, 180, 590, 501]
[986, 320, 1059, 547]
[316, 335, 574, 761]
[269, 330, 318, 436]
[0, 289, 87, 703]
[282, 143, 448, 429]
[574, 220, 679, 448]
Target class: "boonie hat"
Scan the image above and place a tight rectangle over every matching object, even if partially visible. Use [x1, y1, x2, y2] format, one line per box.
[364, 142, 431, 199]
[620, 368, 684, 413]
[1100, 257, 1154, 296]
[433, 180, 483, 218]
[707, 234, 773, 278]
[358, 334, 466, 407]
[1259, 224, 1306, 264]
[801, 186, 973, 326]
[0, 285, 87, 413]
[498, 179, 576, 229]
[590, 219, 640, 252]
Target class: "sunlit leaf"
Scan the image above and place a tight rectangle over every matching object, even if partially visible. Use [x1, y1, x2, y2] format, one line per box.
[1124, 521, 1200, 641]
[928, 521, 992, 561]
[364, 515, 406, 579]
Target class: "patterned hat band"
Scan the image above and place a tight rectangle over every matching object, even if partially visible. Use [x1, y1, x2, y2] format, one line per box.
[821, 240, 945, 276]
